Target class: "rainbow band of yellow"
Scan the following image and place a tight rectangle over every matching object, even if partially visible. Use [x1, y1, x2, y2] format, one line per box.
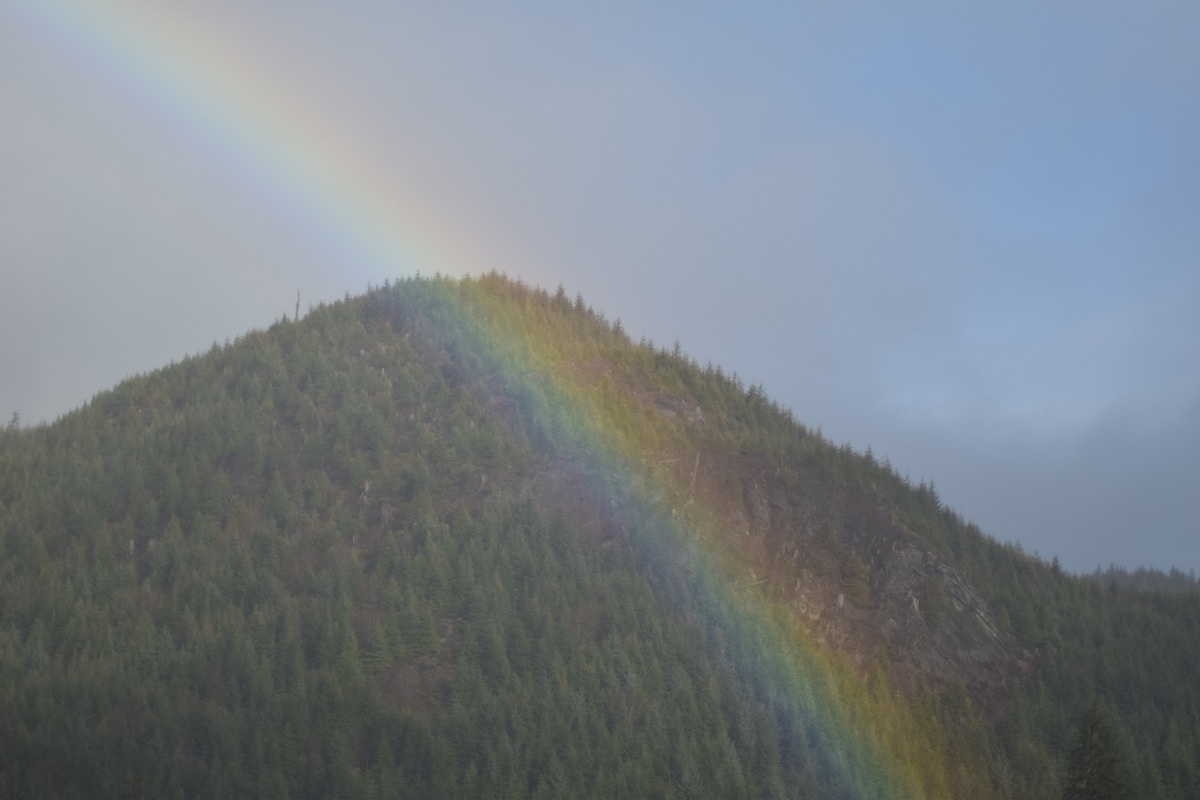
[14, 3, 931, 796]
[410, 274, 912, 798]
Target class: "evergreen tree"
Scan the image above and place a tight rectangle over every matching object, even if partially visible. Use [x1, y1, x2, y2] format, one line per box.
[1, 274, 1198, 799]
[1063, 705, 1126, 800]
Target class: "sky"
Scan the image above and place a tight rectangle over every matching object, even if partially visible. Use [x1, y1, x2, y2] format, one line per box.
[2, 1, 1197, 574]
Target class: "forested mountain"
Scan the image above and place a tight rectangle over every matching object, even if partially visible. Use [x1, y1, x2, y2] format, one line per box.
[1, 274, 1196, 798]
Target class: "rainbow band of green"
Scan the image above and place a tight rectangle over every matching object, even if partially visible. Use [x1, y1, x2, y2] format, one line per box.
[407, 275, 911, 799]
[13, 3, 926, 796]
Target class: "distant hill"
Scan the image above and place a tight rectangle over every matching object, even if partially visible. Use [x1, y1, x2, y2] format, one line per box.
[0, 273, 1196, 798]
[1084, 564, 1200, 595]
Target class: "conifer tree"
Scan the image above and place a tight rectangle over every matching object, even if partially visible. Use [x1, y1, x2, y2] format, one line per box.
[1063, 704, 1126, 800]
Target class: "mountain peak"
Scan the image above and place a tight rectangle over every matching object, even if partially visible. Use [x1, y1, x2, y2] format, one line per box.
[1, 273, 1195, 798]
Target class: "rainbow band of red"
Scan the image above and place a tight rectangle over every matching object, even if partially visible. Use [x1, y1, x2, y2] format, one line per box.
[12, 3, 930, 796]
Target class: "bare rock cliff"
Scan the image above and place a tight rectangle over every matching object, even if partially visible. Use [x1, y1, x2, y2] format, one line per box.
[692, 448, 1025, 710]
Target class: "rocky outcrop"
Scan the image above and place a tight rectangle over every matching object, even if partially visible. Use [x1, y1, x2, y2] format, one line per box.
[528, 400, 1025, 711]
[870, 540, 1020, 700]
[690, 448, 1024, 709]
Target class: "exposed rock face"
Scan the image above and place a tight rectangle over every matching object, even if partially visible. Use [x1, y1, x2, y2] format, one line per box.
[690, 448, 1024, 710]
[870, 541, 1019, 701]
[536, 376, 1024, 711]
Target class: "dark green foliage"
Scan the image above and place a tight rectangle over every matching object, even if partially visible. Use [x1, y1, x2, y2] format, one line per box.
[0, 277, 828, 798]
[1063, 705, 1127, 800]
[0, 274, 1196, 798]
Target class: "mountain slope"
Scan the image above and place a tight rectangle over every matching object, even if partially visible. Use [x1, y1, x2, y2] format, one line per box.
[0, 274, 1196, 798]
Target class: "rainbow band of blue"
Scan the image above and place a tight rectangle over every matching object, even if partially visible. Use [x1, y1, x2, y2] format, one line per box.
[13, 3, 923, 796]
[414, 276, 907, 798]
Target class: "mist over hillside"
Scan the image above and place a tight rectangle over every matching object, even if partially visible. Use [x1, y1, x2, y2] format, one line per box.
[1, 275, 1196, 798]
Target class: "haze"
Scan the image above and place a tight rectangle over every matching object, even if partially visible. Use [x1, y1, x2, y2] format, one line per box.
[2, 2, 1197, 573]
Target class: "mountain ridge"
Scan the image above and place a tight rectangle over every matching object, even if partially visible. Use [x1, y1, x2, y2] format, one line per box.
[1, 273, 1196, 798]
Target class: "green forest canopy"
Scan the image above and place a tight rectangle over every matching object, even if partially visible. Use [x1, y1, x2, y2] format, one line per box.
[0, 274, 1196, 798]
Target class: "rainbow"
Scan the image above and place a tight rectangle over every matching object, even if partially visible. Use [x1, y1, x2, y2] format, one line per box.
[10, 0, 493, 288]
[410, 275, 920, 798]
[13, 3, 943, 797]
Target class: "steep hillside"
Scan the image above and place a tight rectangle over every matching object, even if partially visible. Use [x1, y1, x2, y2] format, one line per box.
[0, 274, 1196, 798]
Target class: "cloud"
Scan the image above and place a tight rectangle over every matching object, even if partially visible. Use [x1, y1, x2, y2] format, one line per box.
[889, 396, 1200, 573]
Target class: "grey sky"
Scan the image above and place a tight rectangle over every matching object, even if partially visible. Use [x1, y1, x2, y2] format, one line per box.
[2, 1, 1197, 573]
